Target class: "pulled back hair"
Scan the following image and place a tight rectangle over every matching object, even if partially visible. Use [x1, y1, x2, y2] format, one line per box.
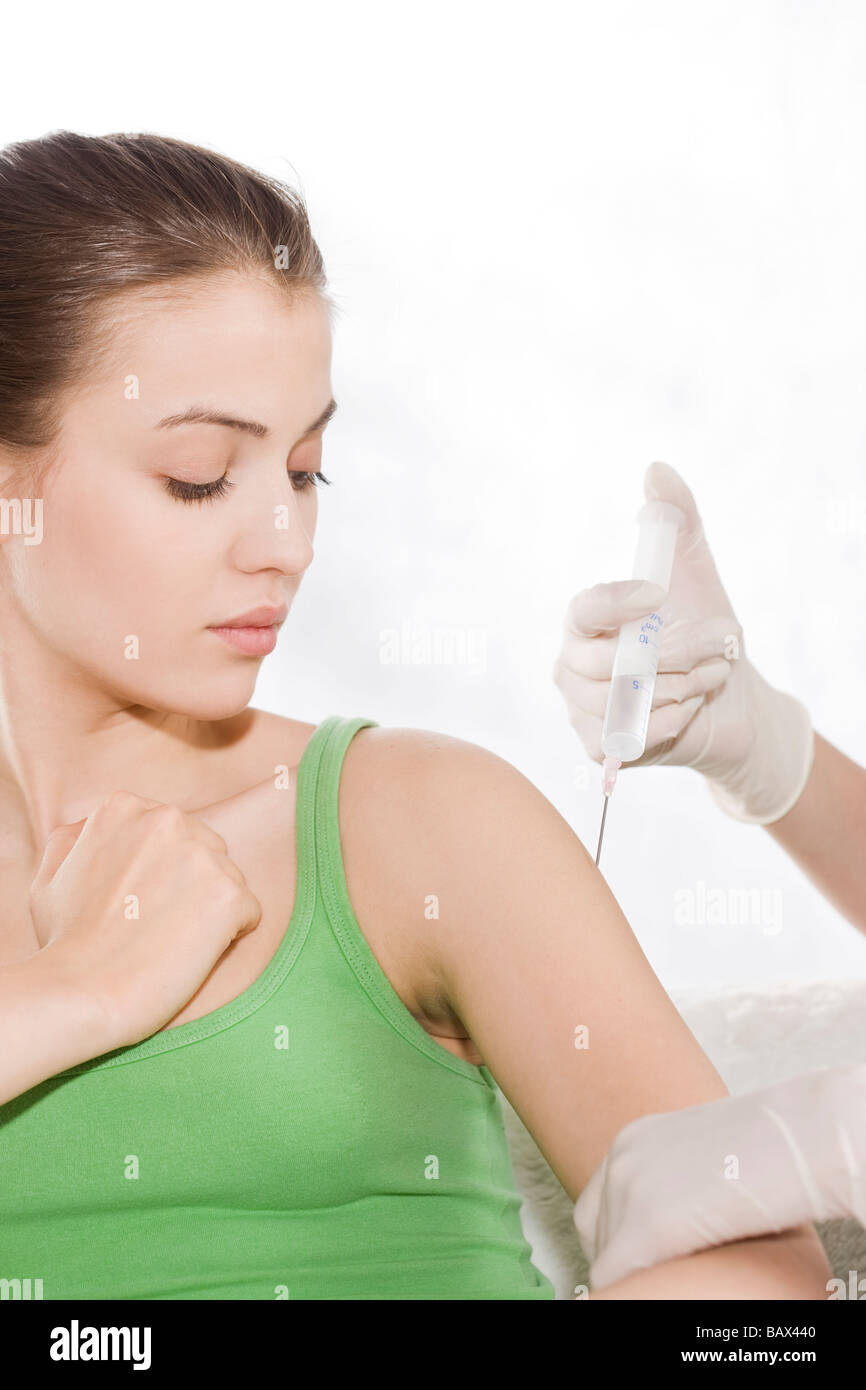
[0, 129, 335, 484]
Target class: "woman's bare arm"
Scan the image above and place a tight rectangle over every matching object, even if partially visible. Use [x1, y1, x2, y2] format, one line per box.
[339, 727, 833, 1300]
[0, 950, 110, 1105]
[764, 732, 866, 934]
[587, 1225, 830, 1300]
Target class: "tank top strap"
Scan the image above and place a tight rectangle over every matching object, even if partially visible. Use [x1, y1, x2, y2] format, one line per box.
[304, 715, 380, 890]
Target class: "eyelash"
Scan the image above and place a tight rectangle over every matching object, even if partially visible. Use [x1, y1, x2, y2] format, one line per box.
[163, 471, 332, 505]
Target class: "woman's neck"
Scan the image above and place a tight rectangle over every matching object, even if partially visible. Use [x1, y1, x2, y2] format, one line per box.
[0, 661, 252, 859]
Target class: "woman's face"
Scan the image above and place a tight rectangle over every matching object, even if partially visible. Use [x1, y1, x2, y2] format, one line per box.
[1, 273, 335, 719]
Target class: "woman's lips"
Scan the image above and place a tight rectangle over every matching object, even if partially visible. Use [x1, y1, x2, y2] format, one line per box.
[207, 624, 278, 656]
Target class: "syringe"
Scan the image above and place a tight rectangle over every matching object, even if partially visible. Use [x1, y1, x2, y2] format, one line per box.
[594, 498, 686, 867]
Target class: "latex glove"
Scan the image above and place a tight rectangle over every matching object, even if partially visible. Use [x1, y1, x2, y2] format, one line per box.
[573, 1061, 866, 1290]
[552, 461, 815, 823]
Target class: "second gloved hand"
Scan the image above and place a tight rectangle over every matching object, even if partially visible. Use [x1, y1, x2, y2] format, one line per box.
[573, 1061, 866, 1291]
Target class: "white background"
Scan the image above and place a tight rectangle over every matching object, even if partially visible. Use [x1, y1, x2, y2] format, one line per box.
[6, 0, 866, 990]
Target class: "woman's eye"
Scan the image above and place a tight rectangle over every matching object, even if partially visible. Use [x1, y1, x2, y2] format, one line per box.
[291, 471, 332, 492]
[163, 473, 235, 505]
[163, 469, 332, 504]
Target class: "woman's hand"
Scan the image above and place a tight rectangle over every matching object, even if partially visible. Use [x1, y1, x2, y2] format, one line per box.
[29, 790, 262, 1052]
[574, 1061, 866, 1290]
[552, 461, 814, 823]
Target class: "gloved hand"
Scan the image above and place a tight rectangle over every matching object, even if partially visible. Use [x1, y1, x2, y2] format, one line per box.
[552, 461, 815, 823]
[573, 1061, 866, 1290]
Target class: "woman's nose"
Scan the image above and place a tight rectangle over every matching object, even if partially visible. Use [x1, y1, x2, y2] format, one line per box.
[229, 484, 316, 576]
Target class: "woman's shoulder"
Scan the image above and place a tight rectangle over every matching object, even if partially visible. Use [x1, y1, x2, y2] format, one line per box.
[336, 721, 563, 988]
[341, 721, 520, 778]
[340, 722, 552, 827]
[248, 710, 547, 827]
[336, 722, 587, 915]
[249, 709, 513, 779]
[311, 720, 547, 1019]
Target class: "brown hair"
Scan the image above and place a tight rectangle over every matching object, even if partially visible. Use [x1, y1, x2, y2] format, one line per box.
[0, 129, 336, 484]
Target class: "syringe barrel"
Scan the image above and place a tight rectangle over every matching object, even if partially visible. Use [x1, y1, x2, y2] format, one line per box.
[630, 500, 684, 590]
[601, 499, 685, 763]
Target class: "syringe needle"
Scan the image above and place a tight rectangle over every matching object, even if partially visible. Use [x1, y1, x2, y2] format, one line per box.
[594, 793, 610, 868]
[594, 756, 621, 867]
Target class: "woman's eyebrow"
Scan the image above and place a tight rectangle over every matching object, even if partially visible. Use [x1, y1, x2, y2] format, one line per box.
[154, 398, 338, 440]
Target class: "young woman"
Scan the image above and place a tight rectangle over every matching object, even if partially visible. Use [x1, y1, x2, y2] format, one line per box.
[0, 129, 831, 1300]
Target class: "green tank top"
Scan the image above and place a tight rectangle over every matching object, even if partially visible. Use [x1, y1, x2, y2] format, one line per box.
[0, 715, 555, 1300]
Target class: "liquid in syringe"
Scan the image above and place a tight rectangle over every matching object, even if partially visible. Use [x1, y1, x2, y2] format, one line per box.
[594, 498, 685, 866]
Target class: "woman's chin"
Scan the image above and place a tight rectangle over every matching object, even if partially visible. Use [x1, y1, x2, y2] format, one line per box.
[138, 674, 260, 723]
